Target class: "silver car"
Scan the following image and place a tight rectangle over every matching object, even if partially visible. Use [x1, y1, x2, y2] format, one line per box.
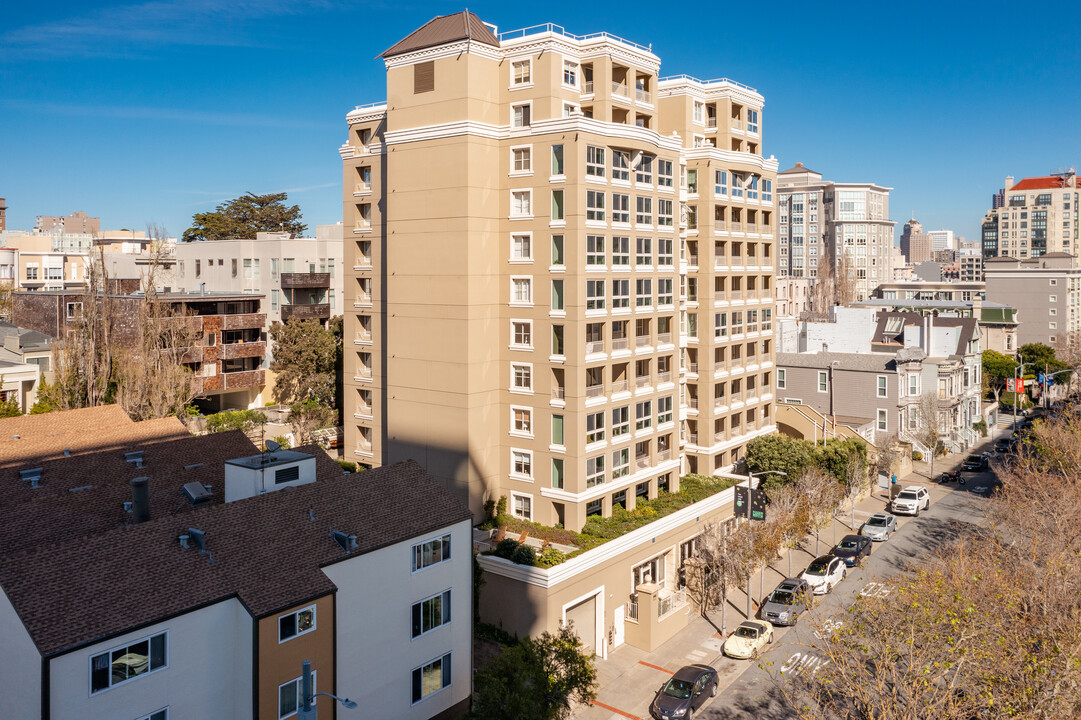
[861, 512, 897, 541]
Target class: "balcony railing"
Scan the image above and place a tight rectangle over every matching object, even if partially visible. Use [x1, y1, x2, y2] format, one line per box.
[636, 336, 651, 347]
[656, 332, 672, 345]
[635, 87, 652, 104]
[355, 293, 372, 305]
[611, 379, 629, 393]
[688, 397, 699, 409]
[222, 313, 266, 330]
[636, 375, 651, 388]
[281, 272, 331, 288]
[220, 341, 266, 360]
[687, 433, 698, 444]
[612, 82, 629, 97]
[612, 337, 629, 351]
[223, 369, 265, 390]
[657, 371, 672, 384]
[686, 363, 697, 374]
[586, 384, 605, 398]
[583, 80, 594, 94]
[659, 589, 687, 619]
[281, 303, 330, 321]
[586, 340, 605, 354]
[636, 455, 651, 469]
[706, 116, 717, 128]
[552, 386, 565, 401]
[658, 449, 672, 461]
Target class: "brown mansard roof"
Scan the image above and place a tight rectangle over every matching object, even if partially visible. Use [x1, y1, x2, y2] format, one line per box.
[0, 416, 471, 657]
[381, 10, 499, 58]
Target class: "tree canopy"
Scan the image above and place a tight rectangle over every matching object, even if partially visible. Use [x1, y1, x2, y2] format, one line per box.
[269, 318, 339, 406]
[981, 349, 1015, 394]
[745, 434, 867, 491]
[1019, 342, 1069, 374]
[182, 192, 306, 242]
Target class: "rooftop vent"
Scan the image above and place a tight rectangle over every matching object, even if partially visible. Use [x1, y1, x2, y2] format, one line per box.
[182, 481, 213, 507]
[19, 468, 43, 488]
[188, 527, 207, 553]
[130, 476, 150, 523]
[331, 528, 358, 553]
[125, 451, 144, 468]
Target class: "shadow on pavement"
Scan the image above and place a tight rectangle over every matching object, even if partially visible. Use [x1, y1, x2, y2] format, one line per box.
[705, 683, 798, 719]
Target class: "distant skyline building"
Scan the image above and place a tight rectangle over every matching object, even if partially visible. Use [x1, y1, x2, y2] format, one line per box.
[0, 198, 6, 233]
[900, 218, 933, 264]
[983, 171, 1078, 259]
[927, 228, 955, 252]
[776, 162, 894, 301]
[34, 211, 99, 235]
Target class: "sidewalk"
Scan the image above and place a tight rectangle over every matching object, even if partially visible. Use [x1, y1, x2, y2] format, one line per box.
[576, 433, 1002, 720]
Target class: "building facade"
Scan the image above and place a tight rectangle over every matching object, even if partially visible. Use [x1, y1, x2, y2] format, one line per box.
[984, 253, 1081, 348]
[774, 276, 814, 318]
[871, 279, 986, 302]
[775, 163, 894, 301]
[927, 229, 954, 252]
[34, 210, 100, 235]
[983, 171, 1078, 258]
[900, 218, 933, 264]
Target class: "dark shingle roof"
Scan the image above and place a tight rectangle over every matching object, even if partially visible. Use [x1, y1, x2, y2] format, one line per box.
[0, 404, 132, 442]
[0, 415, 188, 471]
[381, 11, 499, 58]
[0, 439, 471, 656]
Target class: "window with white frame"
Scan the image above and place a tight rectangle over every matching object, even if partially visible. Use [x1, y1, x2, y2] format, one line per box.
[612, 279, 630, 308]
[551, 235, 565, 266]
[633, 554, 666, 588]
[658, 238, 673, 266]
[908, 374, 919, 396]
[610, 407, 629, 439]
[636, 400, 652, 430]
[612, 193, 630, 223]
[586, 455, 605, 487]
[511, 59, 531, 86]
[877, 409, 887, 431]
[657, 199, 673, 227]
[586, 146, 606, 177]
[511, 233, 532, 261]
[636, 155, 653, 185]
[511, 406, 532, 435]
[563, 103, 578, 117]
[511, 363, 533, 391]
[136, 710, 168, 720]
[747, 108, 759, 133]
[90, 632, 168, 694]
[636, 278, 652, 307]
[715, 170, 728, 195]
[587, 190, 606, 221]
[511, 147, 531, 173]
[586, 411, 605, 444]
[586, 279, 605, 310]
[818, 371, 828, 393]
[279, 606, 316, 642]
[612, 447, 630, 478]
[636, 237, 652, 266]
[511, 103, 531, 128]
[586, 235, 605, 265]
[563, 60, 578, 87]
[657, 278, 673, 306]
[412, 534, 451, 571]
[412, 590, 452, 638]
[510, 277, 532, 305]
[877, 376, 887, 398]
[635, 196, 652, 226]
[511, 492, 532, 520]
[412, 653, 451, 704]
[693, 101, 704, 124]
[551, 458, 564, 488]
[658, 159, 674, 188]
[612, 150, 630, 182]
[511, 320, 532, 349]
[657, 395, 673, 424]
[279, 671, 315, 719]
[511, 449, 533, 479]
[511, 190, 532, 218]
[612, 236, 630, 266]
[777, 368, 786, 389]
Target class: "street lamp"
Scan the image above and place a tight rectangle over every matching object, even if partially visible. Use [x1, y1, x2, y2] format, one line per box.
[298, 660, 357, 720]
[742, 469, 786, 622]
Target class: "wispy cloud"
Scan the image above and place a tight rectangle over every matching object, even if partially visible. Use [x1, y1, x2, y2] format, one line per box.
[2, 98, 337, 130]
[2, 0, 339, 59]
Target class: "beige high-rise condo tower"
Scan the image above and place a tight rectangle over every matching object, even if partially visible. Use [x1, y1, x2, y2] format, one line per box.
[343, 13, 778, 653]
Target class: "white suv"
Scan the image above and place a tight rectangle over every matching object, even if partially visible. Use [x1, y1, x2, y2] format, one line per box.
[891, 486, 930, 516]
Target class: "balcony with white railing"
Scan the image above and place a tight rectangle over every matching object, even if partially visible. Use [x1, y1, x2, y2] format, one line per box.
[586, 340, 605, 354]
[552, 386, 565, 401]
[583, 80, 594, 94]
[635, 375, 651, 389]
[657, 332, 672, 345]
[635, 87, 652, 104]
[636, 335, 651, 348]
[658, 589, 686, 619]
[586, 384, 605, 398]
[612, 82, 630, 98]
[612, 337, 629, 351]
[657, 371, 672, 384]
[611, 379, 629, 394]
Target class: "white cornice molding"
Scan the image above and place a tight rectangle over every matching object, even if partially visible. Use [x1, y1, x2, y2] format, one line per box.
[478, 480, 743, 588]
[384, 39, 502, 69]
[683, 147, 779, 173]
[384, 120, 504, 145]
[346, 105, 388, 124]
[657, 80, 764, 108]
[499, 31, 661, 72]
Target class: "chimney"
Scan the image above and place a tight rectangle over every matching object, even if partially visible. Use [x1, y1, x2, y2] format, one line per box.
[131, 476, 150, 523]
[1004, 175, 1014, 191]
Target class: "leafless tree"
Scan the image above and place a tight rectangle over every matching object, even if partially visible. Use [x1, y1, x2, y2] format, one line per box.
[798, 467, 844, 555]
[916, 391, 943, 478]
[766, 482, 813, 577]
[687, 520, 760, 635]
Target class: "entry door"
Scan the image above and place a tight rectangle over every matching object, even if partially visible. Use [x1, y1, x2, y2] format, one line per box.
[612, 604, 625, 647]
[565, 597, 597, 656]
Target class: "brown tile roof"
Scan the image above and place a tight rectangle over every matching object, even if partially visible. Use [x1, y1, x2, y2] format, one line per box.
[0, 404, 132, 442]
[0, 416, 189, 471]
[1010, 175, 1074, 191]
[381, 10, 499, 58]
[0, 447, 472, 656]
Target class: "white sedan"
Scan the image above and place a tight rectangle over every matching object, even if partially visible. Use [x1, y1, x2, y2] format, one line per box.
[800, 555, 847, 595]
[723, 619, 774, 659]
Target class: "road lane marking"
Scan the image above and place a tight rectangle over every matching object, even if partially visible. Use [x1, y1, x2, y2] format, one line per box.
[859, 581, 891, 599]
[814, 618, 844, 640]
[780, 651, 830, 676]
[638, 660, 674, 674]
[590, 699, 645, 720]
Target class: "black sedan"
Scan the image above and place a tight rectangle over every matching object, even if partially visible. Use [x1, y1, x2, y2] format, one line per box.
[831, 534, 872, 567]
[961, 454, 989, 472]
[649, 664, 718, 720]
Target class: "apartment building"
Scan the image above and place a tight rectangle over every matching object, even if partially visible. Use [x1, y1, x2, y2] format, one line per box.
[777, 311, 984, 453]
[984, 252, 1081, 348]
[0, 232, 89, 291]
[775, 163, 894, 301]
[960, 255, 983, 282]
[342, 12, 777, 654]
[871, 279, 986, 302]
[852, 298, 1018, 355]
[35, 210, 100, 235]
[0, 197, 6, 232]
[12, 290, 269, 410]
[900, 218, 933, 264]
[174, 224, 345, 327]
[927, 229, 955, 252]
[0, 409, 473, 720]
[984, 171, 1079, 258]
[775, 276, 814, 318]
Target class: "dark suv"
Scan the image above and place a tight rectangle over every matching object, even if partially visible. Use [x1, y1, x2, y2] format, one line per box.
[961, 454, 989, 472]
[758, 578, 813, 626]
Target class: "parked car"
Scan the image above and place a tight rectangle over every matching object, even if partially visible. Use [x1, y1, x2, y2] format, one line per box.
[800, 555, 847, 594]
[722, 619, 774, 659]
[860, 512, 898, 542]
[994, 438, 1013, 454]
[831, 534, 873, 567]
[962, 454, 989, 472]
[891, 486, 931, 516]
[649, 664, 718, 719]
[759, 578, 813, 627]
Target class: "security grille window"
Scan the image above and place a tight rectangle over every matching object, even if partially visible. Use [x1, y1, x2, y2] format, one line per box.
[412, 534, 451, 571]
[275, 466, 300, 484]
[412, 654, 451, 704]
[90, 632, 167, 694]
[279, 606, 316, 642]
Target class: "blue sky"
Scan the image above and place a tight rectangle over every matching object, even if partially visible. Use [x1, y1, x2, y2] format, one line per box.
[2, 1, 1080, 243]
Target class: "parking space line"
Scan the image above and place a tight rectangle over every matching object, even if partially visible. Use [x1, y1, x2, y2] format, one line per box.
[590, 699, 645, 720]
[638, 660, 674, 674]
